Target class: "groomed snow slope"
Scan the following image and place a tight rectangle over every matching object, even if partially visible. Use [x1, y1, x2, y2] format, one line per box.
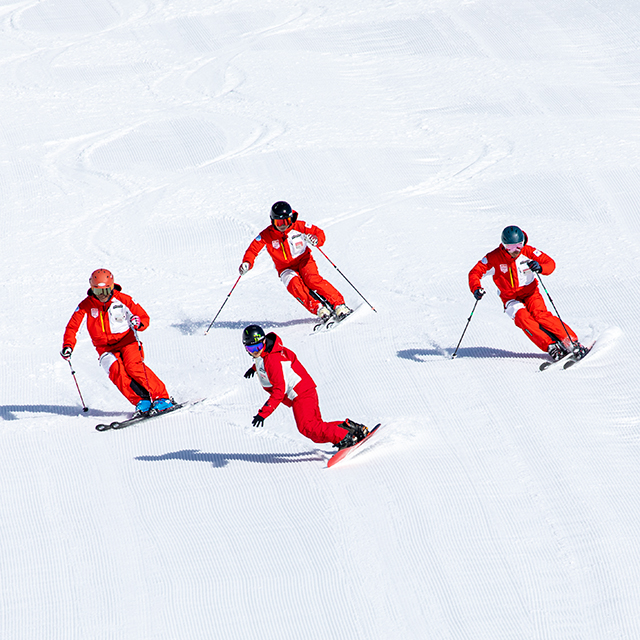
[1, 0, 639, 638]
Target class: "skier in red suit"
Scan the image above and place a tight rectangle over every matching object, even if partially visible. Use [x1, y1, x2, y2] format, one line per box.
[468, 226, 587, 361]
[242, 325, 369, 449]
[61, 269, 174, 414]
[239, 201, 352, 321]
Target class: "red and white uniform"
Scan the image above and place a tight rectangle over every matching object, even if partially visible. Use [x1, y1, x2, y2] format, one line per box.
[248, 333, 349, 445]
[62, 286, 169, 405]
[469, 242, 578, 352]
[242, 217, 345, 314]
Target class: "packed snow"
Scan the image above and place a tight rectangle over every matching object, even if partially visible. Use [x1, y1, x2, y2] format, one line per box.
[1, 0, 639, 637]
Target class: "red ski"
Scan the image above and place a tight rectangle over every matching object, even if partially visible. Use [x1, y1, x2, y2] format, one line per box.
[327, 424, 381, 468]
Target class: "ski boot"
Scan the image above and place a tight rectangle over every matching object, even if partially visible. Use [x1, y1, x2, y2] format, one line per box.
[151, 398, 175, 414]
[317, 305, 332, 322]
[571, 342, 590, 360]
[133, 398, 152, 418]
[547, 341, 569, 362]
[334, 304, 353, 321]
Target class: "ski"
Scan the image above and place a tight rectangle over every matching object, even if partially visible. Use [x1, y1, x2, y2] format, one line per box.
[539, 351, 573, 371]
[313, 316, 335, 332]
[327, 424, 381, 468]
[562, 343, 595, 369]
[95, 399, 202, 431]
[539, 341, 595, 371]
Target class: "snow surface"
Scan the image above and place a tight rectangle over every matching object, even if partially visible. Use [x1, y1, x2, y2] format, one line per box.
[1, 0, 638, 637]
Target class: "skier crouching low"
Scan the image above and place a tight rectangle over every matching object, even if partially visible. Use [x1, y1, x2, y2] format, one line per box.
[61, 269, 175, 415]
[242, 324, 368, 449]
[238, 201, 352, 322]
[468, 226, 588, 361]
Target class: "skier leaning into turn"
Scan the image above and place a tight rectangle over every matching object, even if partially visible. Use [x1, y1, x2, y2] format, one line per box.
[238, 201, 352, 322]
[468, 226, 588, 361]
[61, 269, 175, 415]
[241, 324, 369, 449]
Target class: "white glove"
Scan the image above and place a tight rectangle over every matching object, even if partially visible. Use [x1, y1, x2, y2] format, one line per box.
[306, 234, 318, 247]
[239, 262, 250, 276]
[129, 315, 141, 329]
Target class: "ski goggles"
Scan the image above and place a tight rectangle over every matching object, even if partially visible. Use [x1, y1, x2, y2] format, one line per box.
[92, 286, 114, 297]
[503, 242, 524, 252]
[245, 340, 265, 355]
[273, 217, 293, 230]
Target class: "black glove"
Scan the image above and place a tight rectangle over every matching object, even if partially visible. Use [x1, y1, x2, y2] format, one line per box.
[60, 346, 73, 360]
[473, 288, 486, 301]
[252, 414, 265, 428]
[527, 260, 542, 273]
[244, 367, 255, 379]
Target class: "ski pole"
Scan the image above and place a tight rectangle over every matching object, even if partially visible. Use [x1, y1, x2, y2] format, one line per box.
[451, 298, 479, 359]
[132, 327, 153, 394]
[315, 246, 377, 312]
[535, 273, 577, 347]
[67, 358, 89, 412]
[204, 275, 242, 335]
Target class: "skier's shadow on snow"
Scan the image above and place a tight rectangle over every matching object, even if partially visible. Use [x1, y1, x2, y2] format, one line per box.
[136, 448, 325, 468]
[172, 318, 314, 335]
[398, 347, 545, 361]
[0, 404, 123, 421]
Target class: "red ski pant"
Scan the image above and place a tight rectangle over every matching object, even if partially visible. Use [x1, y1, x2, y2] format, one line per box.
[99, 342, 169, 406]
[290, 388, 349, 445]
[505, 290, 578, 352]
[280, 254, 344, 315]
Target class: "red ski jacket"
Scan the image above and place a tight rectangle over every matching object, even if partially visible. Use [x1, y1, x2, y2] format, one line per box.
[247, 333, 316, 419]
[62, 286, 150, 355]
[242, 218, 326, 274]
[469, 243, 556, 305]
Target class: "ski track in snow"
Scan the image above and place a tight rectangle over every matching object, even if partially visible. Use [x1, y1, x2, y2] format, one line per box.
[2, 0, 640, 638]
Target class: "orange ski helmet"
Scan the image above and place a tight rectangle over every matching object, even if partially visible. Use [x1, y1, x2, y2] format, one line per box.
[89, 269, 114, 289]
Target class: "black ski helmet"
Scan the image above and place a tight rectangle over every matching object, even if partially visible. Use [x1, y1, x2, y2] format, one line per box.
[242, 324, 266, 346]
[501, 225, 525, 246]
[270, 201, 297, 229]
